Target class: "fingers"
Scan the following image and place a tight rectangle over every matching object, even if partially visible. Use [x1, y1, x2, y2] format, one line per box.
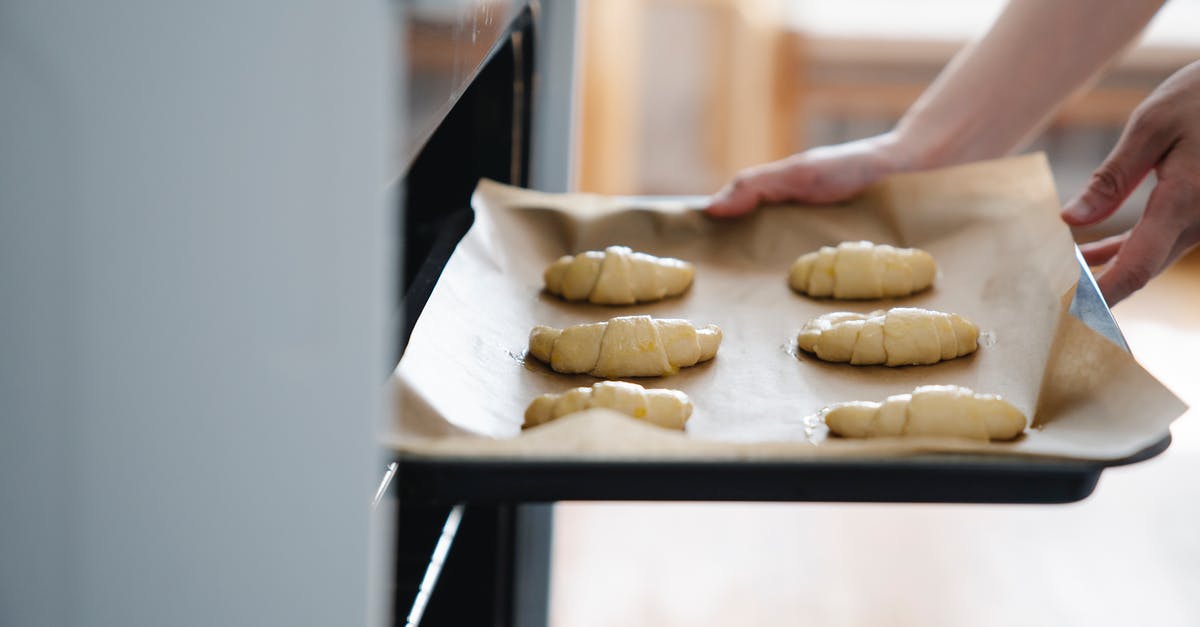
[1093, 181, 1189, 304]
[1079, 232, 1129, 266]
[1062, 108, 1171, 226]
[1095, 223, 1173, 305]
[1079, 227, 1196, 269]
[706, 159, 808, 218]
[706, 170, 767, 218]
[707, 134, 905, 217]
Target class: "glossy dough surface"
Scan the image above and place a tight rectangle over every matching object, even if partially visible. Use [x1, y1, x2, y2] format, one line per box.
[528, 315, 722, 378]
[524, 381, 693, 430]
[544, 246, 695, 305]
[824, 385, 1026, 441]
[789, 241, 936, 299]
[797, 307, 979, 366]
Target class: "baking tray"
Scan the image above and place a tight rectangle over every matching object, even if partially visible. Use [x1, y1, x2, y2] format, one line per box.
[392, 197, 1171, 506]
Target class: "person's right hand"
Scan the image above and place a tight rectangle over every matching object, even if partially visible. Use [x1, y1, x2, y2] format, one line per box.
[705, 133, 910, 217]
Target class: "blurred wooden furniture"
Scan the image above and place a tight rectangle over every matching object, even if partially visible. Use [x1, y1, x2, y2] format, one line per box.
[578, 0, 790, 194]
[576, 0, 1199, 195]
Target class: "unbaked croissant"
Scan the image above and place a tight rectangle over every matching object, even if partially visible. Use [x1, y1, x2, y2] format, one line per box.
[544, 245, 695, 305]
[528, 315, 722, 378]
[797, 307, 979, 366]
[789, 241, 936, 299]
[824, 385, 1026, 441]
[524, 381, 693, 430]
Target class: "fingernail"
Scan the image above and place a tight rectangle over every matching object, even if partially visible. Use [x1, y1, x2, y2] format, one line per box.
[1062, 197, 1097, 223]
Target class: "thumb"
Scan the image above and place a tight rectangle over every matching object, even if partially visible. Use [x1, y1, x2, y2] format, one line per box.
[1062, 110, 1167, 226]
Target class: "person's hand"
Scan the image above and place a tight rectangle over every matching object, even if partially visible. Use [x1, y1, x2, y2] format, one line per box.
[1063, 60, 1200, 305]
[706, 133, 909, 217]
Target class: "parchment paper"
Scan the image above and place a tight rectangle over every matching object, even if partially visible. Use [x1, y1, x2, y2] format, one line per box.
[388, 154, 1186, 461]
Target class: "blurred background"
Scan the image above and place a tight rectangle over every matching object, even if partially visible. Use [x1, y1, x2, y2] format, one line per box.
[575, 0, 1199, 206]
[550, 1, 1200, 626]
[4, 1, 1197, 625]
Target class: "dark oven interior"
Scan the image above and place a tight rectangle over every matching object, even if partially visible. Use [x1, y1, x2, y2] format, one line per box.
[392, 5, 538, 626]
[396, 7, 534, 364]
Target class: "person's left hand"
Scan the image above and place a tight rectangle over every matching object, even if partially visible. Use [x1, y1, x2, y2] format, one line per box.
[1062, 60, 1200, 305]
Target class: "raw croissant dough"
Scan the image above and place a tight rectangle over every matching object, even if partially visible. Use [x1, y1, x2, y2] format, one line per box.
[529, 315, 722, 378]
[797, 307, 979, 366]
[544, 246, 695, 305]
[524, 381, 693, 430]
[824, 385, 1026, 441]
[789, 241, 936, 299]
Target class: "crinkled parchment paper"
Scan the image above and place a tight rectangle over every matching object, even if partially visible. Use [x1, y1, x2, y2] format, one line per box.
[388, 154, 1185, 461]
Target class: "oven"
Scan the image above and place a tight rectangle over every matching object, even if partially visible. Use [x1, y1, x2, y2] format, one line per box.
[384, 4, 1170, 627]
[388, 2, 573, 625]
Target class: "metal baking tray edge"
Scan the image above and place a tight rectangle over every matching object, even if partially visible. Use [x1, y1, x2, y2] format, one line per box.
[391, 200, 1171, 505]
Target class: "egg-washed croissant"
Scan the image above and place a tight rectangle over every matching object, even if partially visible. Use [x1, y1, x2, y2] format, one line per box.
[524, 381, 693, 430]
[797, 307, 979, 366]
[529, 315, 722, 378]
[789, 241, 936, 299]
[544, 245, 695, 305]
[824, 385, 1026, 441]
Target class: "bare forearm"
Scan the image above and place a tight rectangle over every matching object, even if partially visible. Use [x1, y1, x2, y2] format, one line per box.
[706, 0, 1169, 217]
[895, 0, 1165, 169]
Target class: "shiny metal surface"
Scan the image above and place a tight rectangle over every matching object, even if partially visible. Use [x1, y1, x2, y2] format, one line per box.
[1070, 245, 1128, 350]
[400, 0, 529, 171]
[404, 505, 465, 627]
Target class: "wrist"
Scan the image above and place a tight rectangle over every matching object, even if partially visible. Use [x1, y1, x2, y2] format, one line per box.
[867, 131, 921, 177]
[885, 118, 960, 173]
